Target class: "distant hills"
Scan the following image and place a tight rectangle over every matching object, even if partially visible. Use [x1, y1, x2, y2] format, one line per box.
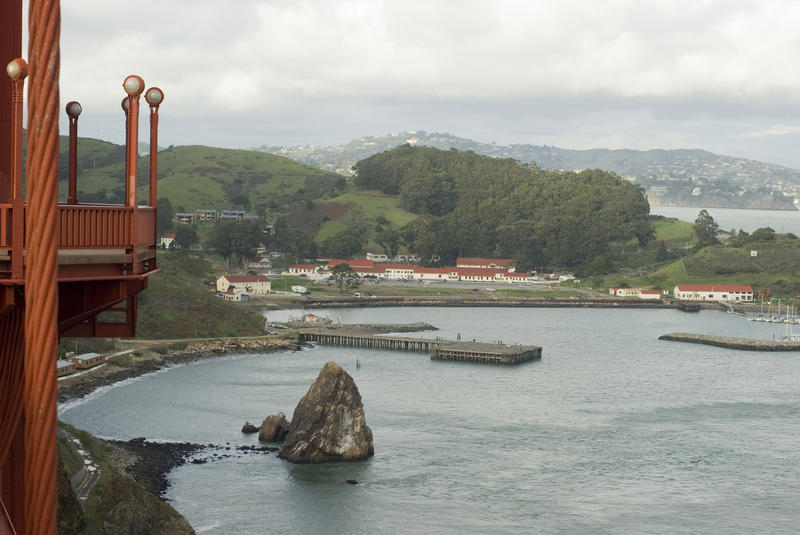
[257, 131, 800, 210]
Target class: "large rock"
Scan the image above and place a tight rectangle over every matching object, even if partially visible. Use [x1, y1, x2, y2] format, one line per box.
[279, 361, 374, 463]
[258, 412, 290, 442]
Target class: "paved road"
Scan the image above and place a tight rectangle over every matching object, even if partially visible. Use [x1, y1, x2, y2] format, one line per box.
[58, 429, 102, 505]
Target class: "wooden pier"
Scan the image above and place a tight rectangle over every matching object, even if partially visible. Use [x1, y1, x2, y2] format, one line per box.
[298, 329, 542, 365]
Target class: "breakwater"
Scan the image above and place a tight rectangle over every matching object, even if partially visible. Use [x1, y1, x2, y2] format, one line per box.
[284, 296, 722, 310]
[659, 332, 800, 351]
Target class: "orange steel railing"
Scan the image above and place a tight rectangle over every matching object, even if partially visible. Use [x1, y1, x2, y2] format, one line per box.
[1, 204, 156, 254]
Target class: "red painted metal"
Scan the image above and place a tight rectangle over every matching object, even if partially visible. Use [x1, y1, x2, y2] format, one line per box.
[1, 3, 163, 531]
[66, 101, 80, 204]
[146, 87, 163, 208]
[9, 60, 26, 281]
[24, 0, 61, 532]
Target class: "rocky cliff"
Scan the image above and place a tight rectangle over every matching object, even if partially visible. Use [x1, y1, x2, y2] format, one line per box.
[279, 361, 374, 463]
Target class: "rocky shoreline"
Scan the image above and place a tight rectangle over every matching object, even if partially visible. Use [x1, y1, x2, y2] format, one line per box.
[57, 336, 299, 402]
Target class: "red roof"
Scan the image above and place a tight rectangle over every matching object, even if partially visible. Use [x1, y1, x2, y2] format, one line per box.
[456, 267, 506, 277]
[675, 284, 752, 292]
[162, 233, 175, 238]
[225, 275, 270, 283]
[456, 257, 513, 268]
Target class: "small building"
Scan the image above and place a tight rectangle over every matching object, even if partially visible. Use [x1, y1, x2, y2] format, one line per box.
[394, 253, 420, 263]
[175, 212, 195, 225]
[216, 274, 271, 295]
[195, 209, 218, 223]
[609, 287, 662, 299]
[366, 252, 389, 262]
[221, 210, 248, 220]
[70, 352, 103, 369]
[159, 233, 175, 249]
[288, 264, 318, 276]
[56, 359, 75, 377]
[673, 284, 754, 302]
[222, 287, 248, 301]
[248, 256, 272, 270]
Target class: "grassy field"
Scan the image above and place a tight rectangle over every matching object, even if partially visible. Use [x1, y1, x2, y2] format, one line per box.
[652, 217, 696, 243]
[314, 190, 418, 246]
[71, 143, 342, 218]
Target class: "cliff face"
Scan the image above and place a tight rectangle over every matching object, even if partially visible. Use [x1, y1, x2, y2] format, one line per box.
[279, 361, 374, 463]
[95, 475, 195, 535]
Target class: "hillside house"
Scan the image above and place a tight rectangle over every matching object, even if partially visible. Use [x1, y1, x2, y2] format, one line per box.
[673, 284, 753, 302]
[195, 209, 218, 223]
[221, 210, 247, 220]
[159, 233, 175, 249]
[394, 253, 421, 263]
[248, 256, 272, 270]
[175, 212, 195, 224]
[216, 274, 271, 295]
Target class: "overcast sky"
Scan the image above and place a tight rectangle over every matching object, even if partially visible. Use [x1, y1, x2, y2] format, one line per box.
[20, 0, 800, 167]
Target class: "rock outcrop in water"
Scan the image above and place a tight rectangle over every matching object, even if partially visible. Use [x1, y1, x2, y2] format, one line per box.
[258, 412, 290, 442]
[241, 421, 259, 434]
[279, 361, 374, 463]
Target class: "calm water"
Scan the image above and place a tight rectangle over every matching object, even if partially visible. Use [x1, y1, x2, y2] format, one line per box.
[60, 307, 800, 534]
[651, 205, 800, 235]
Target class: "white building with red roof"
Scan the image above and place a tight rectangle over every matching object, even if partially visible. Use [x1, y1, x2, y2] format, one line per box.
[673, 284, 753, 302]
[159, 233, 175, 249]
[326, 259, 375, 269]
[456, 257, 514, 271]
[609, 287, 662, 299]
[288, 264, 318, 276]
[216, 274, 271, 295]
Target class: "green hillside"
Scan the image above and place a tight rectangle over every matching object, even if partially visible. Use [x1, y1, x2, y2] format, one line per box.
[635, 233, 800, 298]
[62, 139, 345, 218]
[136, 251, 265, 338]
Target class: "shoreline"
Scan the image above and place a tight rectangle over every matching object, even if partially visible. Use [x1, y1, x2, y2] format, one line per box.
[57, 336, 299, 403]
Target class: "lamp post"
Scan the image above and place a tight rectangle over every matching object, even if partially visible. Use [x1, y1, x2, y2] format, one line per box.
[122, 75, 144, 209]
[121, 96, 129, 190]
[145, 87, 164, 208]
[66, 101, 82, 204]
[6, 58, 27, 280]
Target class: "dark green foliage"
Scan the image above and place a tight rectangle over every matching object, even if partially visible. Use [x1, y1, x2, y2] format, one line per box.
[156, 197, 174, 236]
[207, 219, 266, 267]
[693, 209, 720, 246]
[172, 225, 198, 250]
[376, 227, 401, 259]
[329, 263, 361, 293]
[321, 221, 369, 258]
[355, 146, 652, 268]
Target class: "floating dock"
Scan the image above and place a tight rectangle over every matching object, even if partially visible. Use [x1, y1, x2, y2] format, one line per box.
[298, 329, 541, 365]
[659, 332, 800, 351]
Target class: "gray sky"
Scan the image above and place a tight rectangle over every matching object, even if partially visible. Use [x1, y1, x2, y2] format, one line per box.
[22, 0, 800, 167]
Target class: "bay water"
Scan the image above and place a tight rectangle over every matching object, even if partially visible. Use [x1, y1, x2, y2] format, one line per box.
[59, 307, 800, 534]
[650, 205, 800, 235]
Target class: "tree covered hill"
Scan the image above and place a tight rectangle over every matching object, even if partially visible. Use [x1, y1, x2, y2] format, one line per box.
[259, 131, 799, 210]
[350, 145, 653, 269]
